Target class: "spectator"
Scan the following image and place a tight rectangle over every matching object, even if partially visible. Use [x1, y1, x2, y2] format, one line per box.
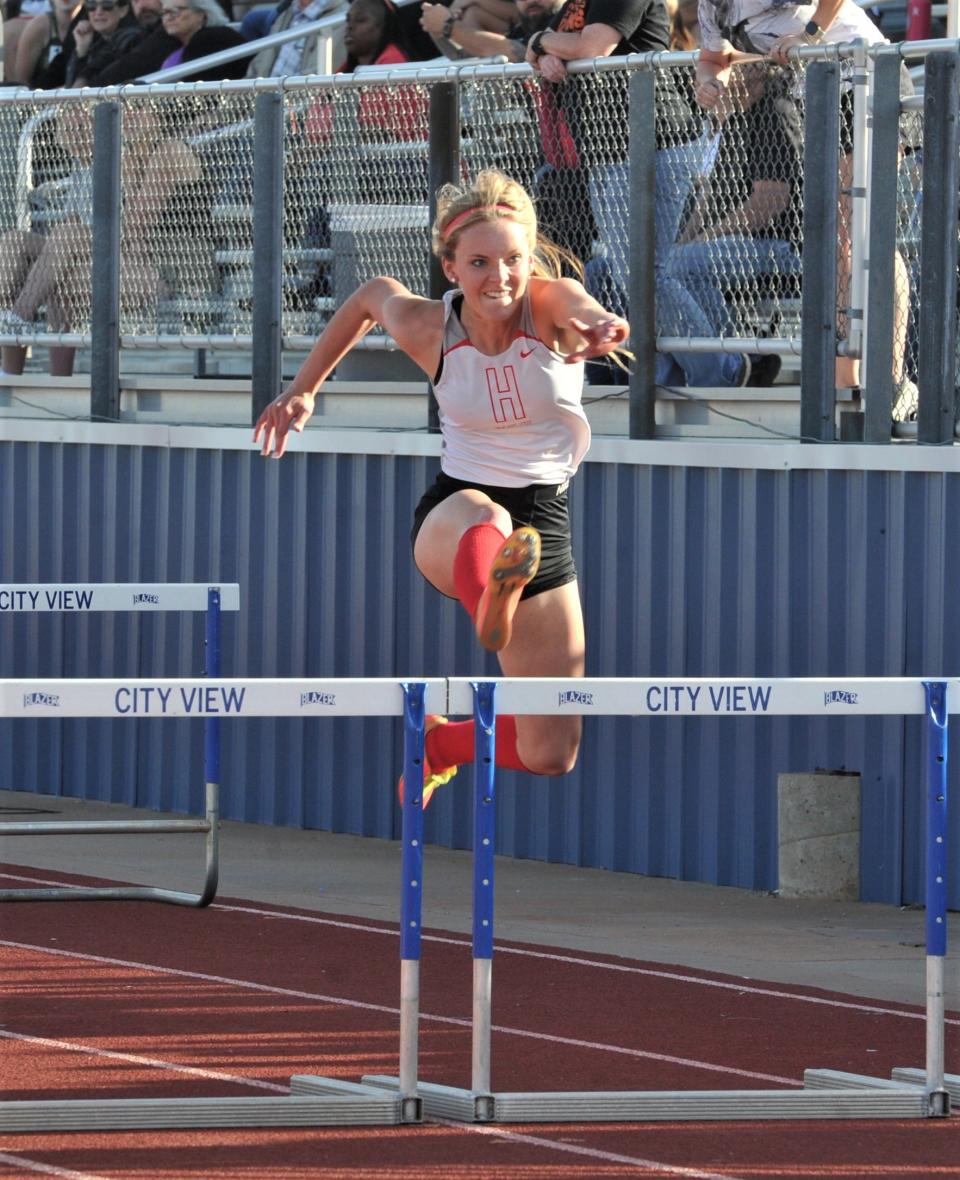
[300, 0, 429, 202]
[0, 104, 201, 379]
[158, 0, 249, 77]
[12, 0, 84, 87]
[694, 0, 917, 416]
[3, 0, 49, 81]
[524, 0, 709, 321]
[95, 0, 180, 84]
[66, 0, 141, 85]
[420, 0, 551, 61]
[422, 0, 598, 262]
[661, 63, 802, 385]
[421, 0, 517, 54]
[246, 0, 348, 77]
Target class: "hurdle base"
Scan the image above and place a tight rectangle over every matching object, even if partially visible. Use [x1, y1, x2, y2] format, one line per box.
[363, 1074, 931, 1122]
[806, 1068, 954, 1117]
[0, 1080, 418, 1132]
[292, 1075, 421, 1123]
[891, 1067, 960, 1107]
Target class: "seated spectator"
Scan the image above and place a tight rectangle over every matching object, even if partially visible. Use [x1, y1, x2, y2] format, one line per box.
[246, 0, 348, 77]
[0, 104, 201, 379]
[661, 63, 802, 386]
[95, 0, 181, 84]
[3, 0, 49, 82]
[158, 0, 249, 78]
[12, 0, 84, 87]
[302, 0, 427, 144]
[65, 0, 141, 86]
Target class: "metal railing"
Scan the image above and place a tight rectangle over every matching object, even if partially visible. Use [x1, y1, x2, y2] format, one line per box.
[0, 45, 955, 442]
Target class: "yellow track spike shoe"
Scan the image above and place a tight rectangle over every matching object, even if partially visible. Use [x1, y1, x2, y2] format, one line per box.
[397, 715, 458, 810]
[475, 526, 541, 652]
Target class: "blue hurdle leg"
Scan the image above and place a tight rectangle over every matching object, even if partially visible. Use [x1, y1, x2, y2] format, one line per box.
[922, 680, 949, 1116]
[471, 681, 497, 1111]
[399, 682, 427, 1120]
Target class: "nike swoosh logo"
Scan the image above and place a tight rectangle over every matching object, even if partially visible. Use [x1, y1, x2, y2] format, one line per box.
[519, 347, 535, 358]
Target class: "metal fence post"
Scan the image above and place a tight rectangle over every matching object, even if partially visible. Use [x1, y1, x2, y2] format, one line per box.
[251, 91, 284, 426]
[917, 50, 959, 445]
[863, 52, 901, 443]
[90, 101, 121, 422]
[427, 81, 460, 433]
[628, 67, 657, 440]
[800, 60, 840, 443]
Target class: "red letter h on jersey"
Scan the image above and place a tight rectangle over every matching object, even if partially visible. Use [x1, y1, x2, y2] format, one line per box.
[486, 365, 527, 423]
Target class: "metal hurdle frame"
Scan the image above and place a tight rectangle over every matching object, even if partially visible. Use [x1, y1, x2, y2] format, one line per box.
[368, 676, 957, 1122]
[0, 675, 954, 1130]
[0, 676, 442, 1131]
[0, 583, 239, 907]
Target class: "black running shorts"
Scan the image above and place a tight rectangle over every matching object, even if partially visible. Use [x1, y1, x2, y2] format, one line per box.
[411, 470, 577, 600]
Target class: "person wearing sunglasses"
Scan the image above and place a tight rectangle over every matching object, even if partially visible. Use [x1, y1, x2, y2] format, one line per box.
[157, 0, 250, 79]
[95, 0, 181, 85]
[66, 0, 141, 85]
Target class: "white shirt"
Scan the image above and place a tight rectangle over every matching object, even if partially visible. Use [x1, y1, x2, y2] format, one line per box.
[698, 0, 886, 55]
[434, 290, 591, 488]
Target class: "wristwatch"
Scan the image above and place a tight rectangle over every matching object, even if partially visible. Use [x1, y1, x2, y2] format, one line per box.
[528, 29, 547, 57]
[802, 18, 825, 43]
[442, 13, 458, 38]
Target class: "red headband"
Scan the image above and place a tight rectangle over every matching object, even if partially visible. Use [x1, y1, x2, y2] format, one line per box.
[441, 203, 517, 241]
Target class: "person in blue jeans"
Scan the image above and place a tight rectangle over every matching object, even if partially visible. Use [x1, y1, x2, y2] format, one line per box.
[527, 0, 754, 386]
[660, 62, 802, 385]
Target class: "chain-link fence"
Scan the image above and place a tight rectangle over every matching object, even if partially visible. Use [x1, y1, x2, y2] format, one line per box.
[0, 45, 955, 439]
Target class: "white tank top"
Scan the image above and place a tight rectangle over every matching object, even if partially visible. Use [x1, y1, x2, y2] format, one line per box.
[433, 289, 591, 488]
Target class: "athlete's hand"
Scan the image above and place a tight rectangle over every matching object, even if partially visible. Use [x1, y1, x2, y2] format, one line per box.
[564, 315, 629, 363]
[253, 389, 316, 458]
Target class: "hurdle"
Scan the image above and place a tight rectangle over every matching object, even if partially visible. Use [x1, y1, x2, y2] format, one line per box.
[0, 675, 954, 1131]
[0, 584, 239, 906]
[0, 676, 442, 1130]
[366, 676, 956, 1122]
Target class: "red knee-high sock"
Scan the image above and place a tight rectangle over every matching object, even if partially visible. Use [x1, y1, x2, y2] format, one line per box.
[452, 524, 507, 619]
[427, 715, 530, 772]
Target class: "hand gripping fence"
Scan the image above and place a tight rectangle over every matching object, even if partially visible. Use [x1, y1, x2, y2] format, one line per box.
[0, 584, 239, 907]
[0, 676, 953, 1132]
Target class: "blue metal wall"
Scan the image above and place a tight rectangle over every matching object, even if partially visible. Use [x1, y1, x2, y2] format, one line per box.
[1, 434, 957, 906]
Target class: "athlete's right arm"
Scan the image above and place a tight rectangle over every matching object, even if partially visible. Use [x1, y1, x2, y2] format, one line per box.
[253, 278, 439, 458]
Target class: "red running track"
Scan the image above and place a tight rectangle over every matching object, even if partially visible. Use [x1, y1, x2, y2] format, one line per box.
[1, 864, 958, 1180]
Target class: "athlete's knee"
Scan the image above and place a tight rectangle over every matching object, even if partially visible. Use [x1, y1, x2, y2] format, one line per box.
[472, 500, 513, 536]
[519, 733, 581, 777]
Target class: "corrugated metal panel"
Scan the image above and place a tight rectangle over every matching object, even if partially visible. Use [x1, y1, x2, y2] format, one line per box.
[1, 438, 956, 906]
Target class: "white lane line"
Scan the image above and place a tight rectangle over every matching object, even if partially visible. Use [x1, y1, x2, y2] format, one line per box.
[0, 1153, 110, 1180]
[439, 1119, 746, 1179]
[1, 940, 798, 1086]
[2, 872, 948, 1025]
[0, 1029, 288, 1092]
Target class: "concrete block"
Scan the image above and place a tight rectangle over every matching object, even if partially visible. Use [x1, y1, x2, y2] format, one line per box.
[778, 772, 861, 900]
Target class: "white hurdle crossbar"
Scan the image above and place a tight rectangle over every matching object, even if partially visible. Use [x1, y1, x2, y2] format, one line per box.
[0, 584, 239, 907]
[368, 676, 957, 1123]
[0, 676, 446, 1131]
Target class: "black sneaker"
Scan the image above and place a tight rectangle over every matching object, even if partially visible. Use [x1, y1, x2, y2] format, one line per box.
[745, 354, 783, 387]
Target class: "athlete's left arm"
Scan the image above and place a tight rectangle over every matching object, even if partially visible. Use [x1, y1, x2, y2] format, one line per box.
[536, 276, 630, 364]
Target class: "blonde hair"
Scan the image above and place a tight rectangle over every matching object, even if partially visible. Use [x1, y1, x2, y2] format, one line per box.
[432, 169, 579, 280]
